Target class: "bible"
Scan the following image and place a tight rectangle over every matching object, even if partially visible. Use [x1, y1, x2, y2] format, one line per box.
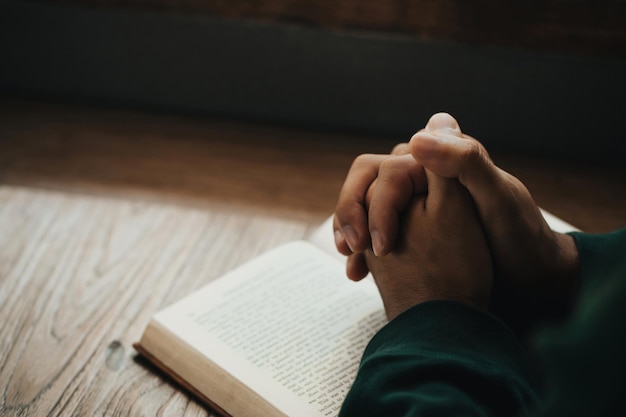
[134, 217, 387, 417]
[134, 211, 579, 417]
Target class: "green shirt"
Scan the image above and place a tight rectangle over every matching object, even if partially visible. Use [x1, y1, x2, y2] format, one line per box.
[339, 228, 626, 417]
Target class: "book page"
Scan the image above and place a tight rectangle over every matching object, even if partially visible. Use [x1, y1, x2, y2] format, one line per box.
[539, 208, 580, 233]
[307, 216, 345, 262]
[155, 241, 386, 417]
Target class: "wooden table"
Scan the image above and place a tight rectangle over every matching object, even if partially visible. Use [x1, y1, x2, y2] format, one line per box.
[0, 184, 320, 416]
[0, 99, 624, 416]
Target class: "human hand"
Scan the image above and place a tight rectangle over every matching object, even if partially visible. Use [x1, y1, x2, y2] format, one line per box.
[333, 148, 425, 280]
[334, 113, 579, 310]
[364, 170, 493, 321]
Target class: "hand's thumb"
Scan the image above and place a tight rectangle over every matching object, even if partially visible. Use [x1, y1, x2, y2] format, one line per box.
[410, 120, 498, 193]
[424, 112, 463, 137]
[410, 113, 505, 216]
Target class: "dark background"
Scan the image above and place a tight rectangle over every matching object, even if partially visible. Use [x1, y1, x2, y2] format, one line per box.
[2, 0, 625, 163]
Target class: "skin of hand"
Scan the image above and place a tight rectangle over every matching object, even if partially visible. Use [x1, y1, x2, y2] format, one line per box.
[363, 170, 493, 321]
[334, 113, 579, 313]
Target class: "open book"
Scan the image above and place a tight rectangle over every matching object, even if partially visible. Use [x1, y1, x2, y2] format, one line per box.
[134, 211, 579, 417]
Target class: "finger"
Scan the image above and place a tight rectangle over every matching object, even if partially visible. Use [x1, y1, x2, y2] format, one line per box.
[364, 177, 378, 209]
[410, 115, 518, 236]
[367, 154, 427, 256]
[363, 116, 459, 256]
[346, 252, 370, 281]
[424, 112, 463, 136]
[410, 112, 500, 196]
[333, 215, 352, 256]
[410, 130, 501, 208]
[390, 142, 410, 155]
[422, 167, 469, 215]
[409, 112, 465, 179]
[334, 154, 388, 253]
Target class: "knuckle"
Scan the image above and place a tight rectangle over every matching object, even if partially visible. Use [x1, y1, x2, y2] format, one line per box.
[391, 142, 410, 155]
[335, 199, 366, 229]
[379, 154, 409, 172]
[378, 157, 396, 172]
[351, 153, 378, 170]
[459, 140, 484, 167]
[379, 155, 415, 181]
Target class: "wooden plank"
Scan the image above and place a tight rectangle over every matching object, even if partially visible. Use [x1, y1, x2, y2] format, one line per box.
[1, 99, 624, 233]
[0, 99, 395, 221]
[0, 185, 312, 416]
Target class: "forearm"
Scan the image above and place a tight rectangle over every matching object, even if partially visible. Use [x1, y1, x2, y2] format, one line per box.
[340, 301, 539, 417]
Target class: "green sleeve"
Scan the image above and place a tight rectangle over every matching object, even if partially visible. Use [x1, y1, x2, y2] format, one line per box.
[339, 301, 540, 417]
[569, 228, 626, 290]
[532, 228, 626, 417]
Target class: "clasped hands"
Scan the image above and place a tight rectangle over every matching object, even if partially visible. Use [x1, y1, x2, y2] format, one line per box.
[333, 113, 579, 322]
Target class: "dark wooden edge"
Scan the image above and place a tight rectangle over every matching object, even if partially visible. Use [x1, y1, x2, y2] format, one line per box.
[133, 342, 232, 417]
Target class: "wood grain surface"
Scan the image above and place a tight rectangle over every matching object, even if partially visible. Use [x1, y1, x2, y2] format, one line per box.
[0, 98, 383, 417]
[1, 99, 624, 232]
[0, 185, 313, 416]
[0, 98, 624, 416]
[0, 99, 394, 222]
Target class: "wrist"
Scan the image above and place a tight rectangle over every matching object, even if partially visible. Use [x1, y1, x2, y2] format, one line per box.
[382, 287, 491, 321]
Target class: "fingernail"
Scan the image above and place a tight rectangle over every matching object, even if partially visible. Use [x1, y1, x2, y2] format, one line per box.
[334, 229, 345, 248]
[342, 225, 359, 252]
[371, 229, 384, 257]
[426, 113, 460, 133]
